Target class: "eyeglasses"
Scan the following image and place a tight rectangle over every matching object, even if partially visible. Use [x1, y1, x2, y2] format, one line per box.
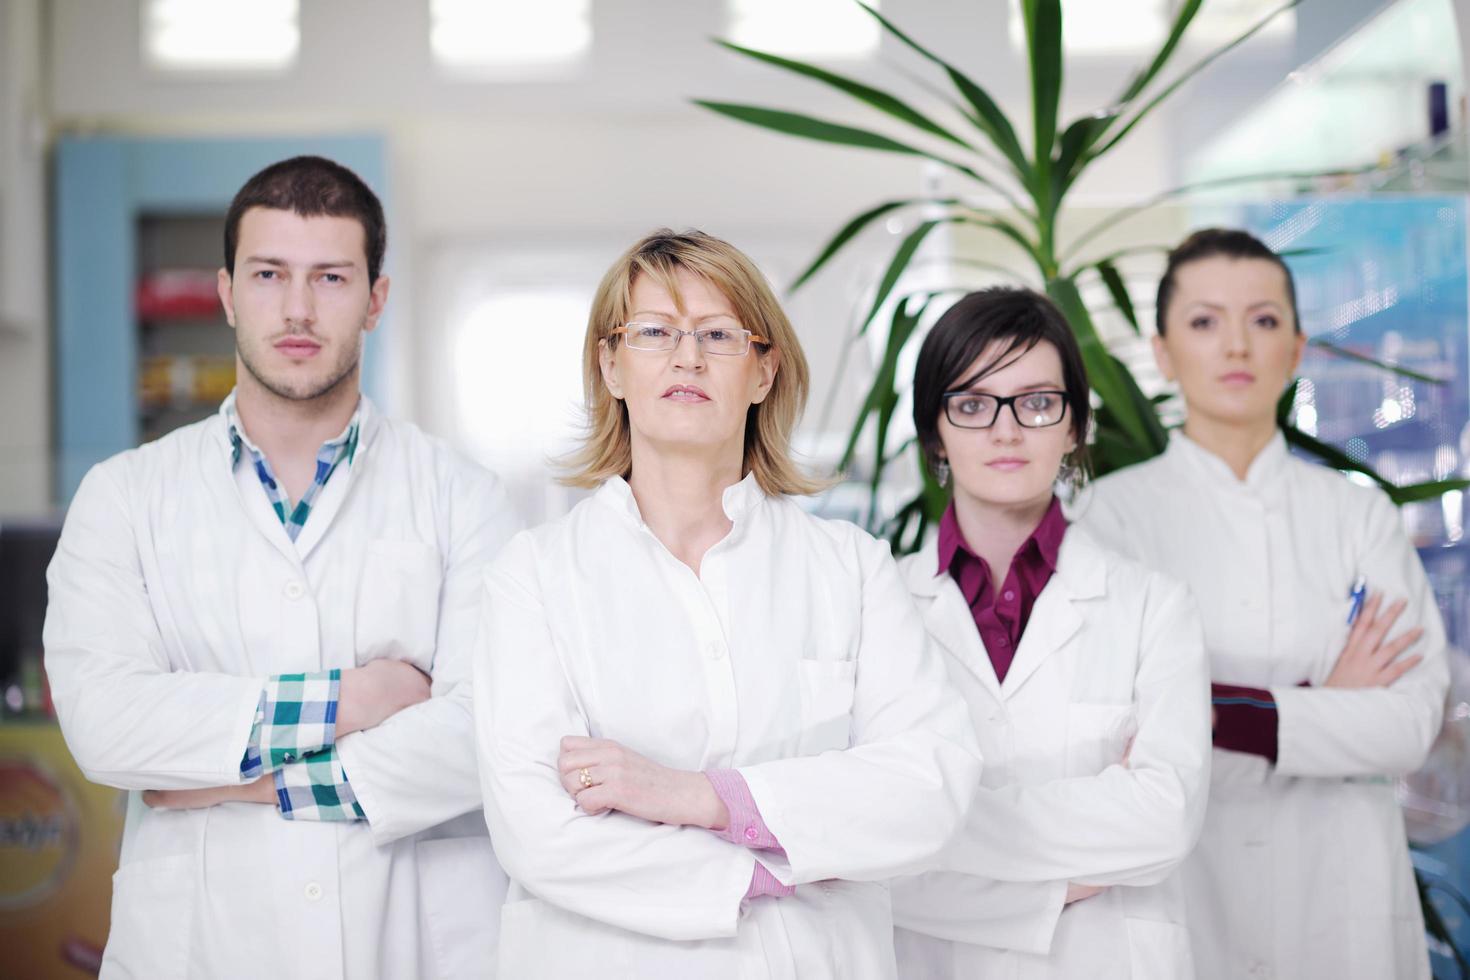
[943, 389, 1070, 429]
[610, 322, 769, 357]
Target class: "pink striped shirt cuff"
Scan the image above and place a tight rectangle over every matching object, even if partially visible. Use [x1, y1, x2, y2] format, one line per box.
[705, 768, 781, 849]
[704, 769, 794, 899]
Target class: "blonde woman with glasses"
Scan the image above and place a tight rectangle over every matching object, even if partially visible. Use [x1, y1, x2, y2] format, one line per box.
[471, 229, 981, 979]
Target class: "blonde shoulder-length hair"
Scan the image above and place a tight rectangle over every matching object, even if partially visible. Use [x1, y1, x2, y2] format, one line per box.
[560, 229, 825, 497]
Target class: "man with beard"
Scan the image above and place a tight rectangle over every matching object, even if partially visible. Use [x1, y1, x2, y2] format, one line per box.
[44, 156, 519, 979]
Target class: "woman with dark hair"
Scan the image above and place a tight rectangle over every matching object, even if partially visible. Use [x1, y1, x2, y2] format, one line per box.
[1078, 229, 1448, 980]
[890, 286, 1212, 979]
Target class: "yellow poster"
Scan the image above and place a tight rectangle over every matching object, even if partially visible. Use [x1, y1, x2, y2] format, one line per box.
[0, 723, 125, 979]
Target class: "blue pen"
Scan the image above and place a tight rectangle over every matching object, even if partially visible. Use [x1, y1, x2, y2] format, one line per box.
[1347, 575, 1367, 625]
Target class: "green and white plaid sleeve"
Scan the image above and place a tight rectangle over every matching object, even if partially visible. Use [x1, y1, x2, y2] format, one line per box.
[239, 669, 341, 779]
[273, 746, 366, 822]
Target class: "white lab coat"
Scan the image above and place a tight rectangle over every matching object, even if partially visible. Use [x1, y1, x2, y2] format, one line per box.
[472, 474, 983, 980]
[44, 396, 520, 980]
[890, 523, 1211, 980]
[1077, 431, 1449, 980]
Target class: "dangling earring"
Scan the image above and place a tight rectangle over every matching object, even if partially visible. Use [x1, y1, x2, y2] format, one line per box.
[935, 459, 950, 488]
[1056, 452, 1083, 495]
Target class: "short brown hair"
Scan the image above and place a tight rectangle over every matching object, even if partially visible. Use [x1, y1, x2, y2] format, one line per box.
[224, 155, 387, 283]
[562, 229, 824, 496]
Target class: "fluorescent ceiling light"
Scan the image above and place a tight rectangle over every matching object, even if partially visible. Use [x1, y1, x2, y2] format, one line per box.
[1009, 0, 1292, 55]
[431, 0, 592, 71]
[144, 0, 299, 72]
[1190, 0, 1295, 45]
[728, 0, 881, 60]
[1010, 0, 1168, 55]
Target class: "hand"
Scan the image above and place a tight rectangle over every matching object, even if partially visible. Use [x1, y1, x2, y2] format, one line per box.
[556, 736, 728, 829]
[1325, 594, 1424, 689]
[1065, 882, 1107, 905]
[337, 659, 431, 736]
[143, 776, 276, 810]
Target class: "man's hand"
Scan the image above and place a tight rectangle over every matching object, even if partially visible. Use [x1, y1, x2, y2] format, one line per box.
[556, 736, 728, 830]
[337, 659, 432, 736]
[143, 776, 276, 810]
[1325, 594, 1424, 689]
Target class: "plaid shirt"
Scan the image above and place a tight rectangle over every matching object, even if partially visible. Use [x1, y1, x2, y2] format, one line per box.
[228, 394, 366, 821]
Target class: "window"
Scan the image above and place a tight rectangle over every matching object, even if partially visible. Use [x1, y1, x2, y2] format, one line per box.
[727, 0, 881, 60]
[143, 0, 299, 72]
[431, 0, 592, 73]
[452, 289, 589, 466]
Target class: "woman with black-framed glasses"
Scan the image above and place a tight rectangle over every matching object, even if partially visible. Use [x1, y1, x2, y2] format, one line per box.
[889, 286, 1212, 980]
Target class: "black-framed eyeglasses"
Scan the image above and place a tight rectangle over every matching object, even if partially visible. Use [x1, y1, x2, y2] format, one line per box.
[942, 389, 1070, 429]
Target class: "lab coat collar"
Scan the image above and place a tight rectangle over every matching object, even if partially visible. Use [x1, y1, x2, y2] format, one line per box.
[908, 524, 1107, 701]
[1165, 428, 1289, 496]
[597, 471, 767, 529]
[211, 390, 382, 466]
[905, 518, 1105, 600]
[208, 391, 383, 563]
[1000, 528, 1106, 698]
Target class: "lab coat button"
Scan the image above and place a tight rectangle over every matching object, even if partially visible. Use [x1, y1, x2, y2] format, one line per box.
[706, 642, 725, 661]
[283, 580, 306, 600]
[304, 882, 323, 901]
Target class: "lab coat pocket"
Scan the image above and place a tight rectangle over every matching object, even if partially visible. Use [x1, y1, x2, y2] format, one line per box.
[356, 540, 443, 671]
[1066, 703, 1137, 777]
[1123, 917, 1194, 980]
[416, 836, 506, 980]
[102, 854, 195, 979]
[796, 659, 858, 755]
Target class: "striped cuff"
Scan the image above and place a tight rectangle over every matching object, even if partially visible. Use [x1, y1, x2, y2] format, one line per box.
[745, 860, 796, 900]
[706, 769, 781, 850]
[273, 745, 366, 822]
[1211, 683, 1279, 764]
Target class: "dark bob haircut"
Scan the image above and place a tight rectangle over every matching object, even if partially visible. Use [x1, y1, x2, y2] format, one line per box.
[224, 155, 387, 283]
[1156, 227, 1299, 336]
[911, 286, 1091, 479]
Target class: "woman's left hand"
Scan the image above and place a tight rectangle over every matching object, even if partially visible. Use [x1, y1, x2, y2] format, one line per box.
[557, 735, 728, 830]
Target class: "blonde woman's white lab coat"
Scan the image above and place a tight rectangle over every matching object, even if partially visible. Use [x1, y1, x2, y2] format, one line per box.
[889, 524, 1211, 980]
[43, 398, 520, 980]
[472, 474, 983, 980]
[1077, 431, 1449, 980]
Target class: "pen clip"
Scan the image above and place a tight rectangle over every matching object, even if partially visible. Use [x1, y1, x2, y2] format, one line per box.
[1346, 575, 1367, 625]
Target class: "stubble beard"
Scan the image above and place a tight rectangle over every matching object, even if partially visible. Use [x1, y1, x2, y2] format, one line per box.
[238, 333, 363, 404]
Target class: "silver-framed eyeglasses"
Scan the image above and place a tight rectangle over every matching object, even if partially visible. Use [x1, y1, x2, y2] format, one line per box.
[610, 322, 768, 356]
[943, 389, 1069, 429]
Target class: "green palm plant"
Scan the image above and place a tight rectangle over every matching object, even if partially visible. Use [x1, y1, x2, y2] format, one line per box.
[696, 0, 1469, 549]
